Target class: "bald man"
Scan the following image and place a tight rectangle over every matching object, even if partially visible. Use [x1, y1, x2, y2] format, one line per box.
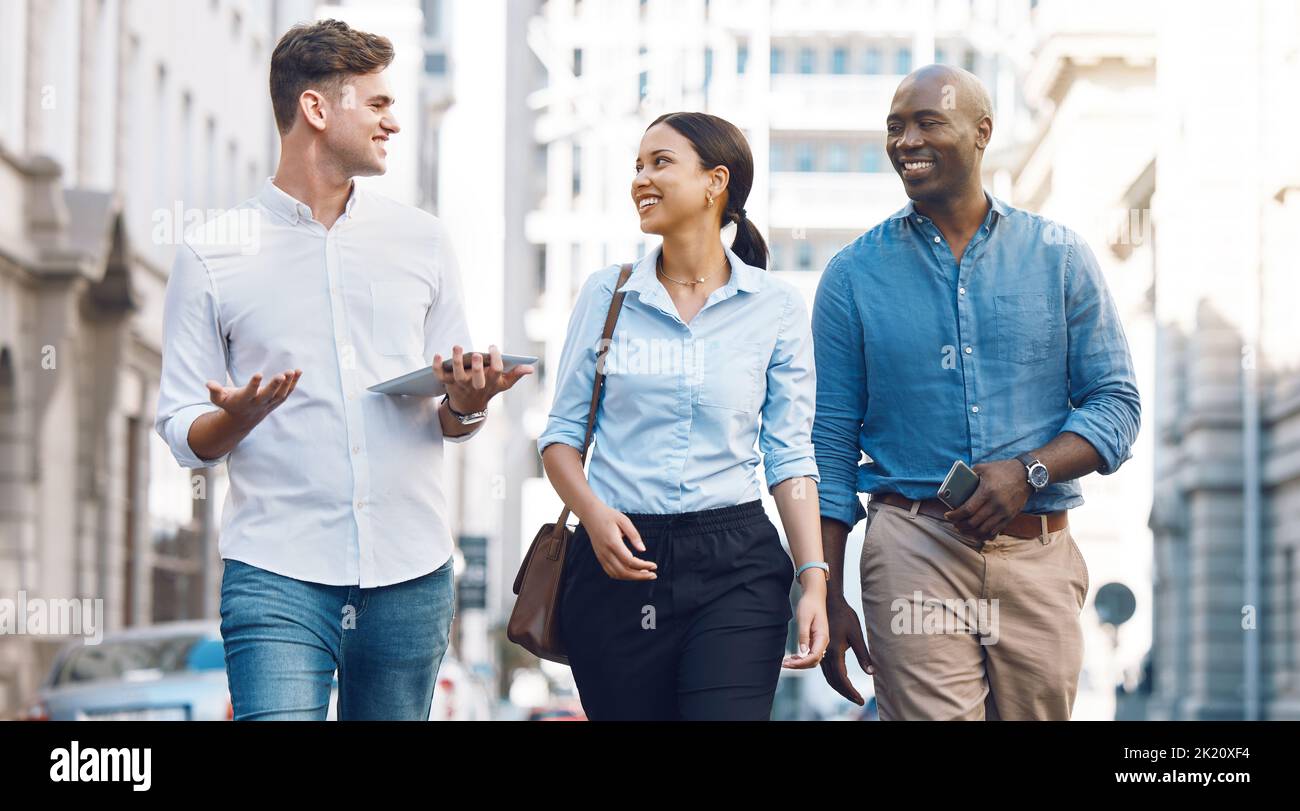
[811, 65, 1140, 720]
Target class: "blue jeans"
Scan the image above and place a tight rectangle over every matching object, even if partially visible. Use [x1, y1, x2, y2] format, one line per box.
[219, 557, 454, 720]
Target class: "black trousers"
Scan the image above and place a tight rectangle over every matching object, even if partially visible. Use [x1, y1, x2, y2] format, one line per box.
[559, 500, 794, 721]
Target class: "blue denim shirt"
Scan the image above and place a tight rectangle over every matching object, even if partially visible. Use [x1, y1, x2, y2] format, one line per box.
[811, 193, 1141, 528]
[538, 243, 819, 515]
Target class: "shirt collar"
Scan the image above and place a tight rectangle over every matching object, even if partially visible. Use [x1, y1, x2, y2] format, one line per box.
[259, 177, 360, 225]
[887, 190, 1011, 226]
[621, 242, 764, 298]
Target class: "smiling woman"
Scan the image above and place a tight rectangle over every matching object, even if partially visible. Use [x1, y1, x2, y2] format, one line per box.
[533, 111, 831, 721]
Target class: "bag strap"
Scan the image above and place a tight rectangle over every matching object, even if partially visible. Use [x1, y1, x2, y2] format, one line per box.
[552, 263, 634, 534]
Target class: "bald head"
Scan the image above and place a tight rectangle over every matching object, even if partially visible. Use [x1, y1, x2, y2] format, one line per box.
[895, 64, 993, 129]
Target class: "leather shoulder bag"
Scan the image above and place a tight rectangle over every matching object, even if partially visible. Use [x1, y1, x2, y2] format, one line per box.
[507, 263, 634, 664]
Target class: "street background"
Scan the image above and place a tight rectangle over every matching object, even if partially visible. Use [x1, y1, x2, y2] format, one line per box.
[1, 0, 1297, 720]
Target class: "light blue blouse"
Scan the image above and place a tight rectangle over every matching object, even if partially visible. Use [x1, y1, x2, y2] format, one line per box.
[538, 243, 819, 515]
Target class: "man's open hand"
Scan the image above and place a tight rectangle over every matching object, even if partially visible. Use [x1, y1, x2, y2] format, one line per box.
[206, 369, 302, 430]
[432, 345, 533, 413]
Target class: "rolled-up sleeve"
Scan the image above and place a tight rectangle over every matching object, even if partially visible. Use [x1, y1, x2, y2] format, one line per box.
[811, 256, 869, 528]
[425, 217, 482, 444]
[759, 287, 819, 491]
[536, 268, 615, 457]
[155, 243, 229, 469]
[1057, 239, 1141, 474]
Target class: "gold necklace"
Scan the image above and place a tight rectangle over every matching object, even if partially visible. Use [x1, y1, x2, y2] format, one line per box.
[656, 253, 728, 286]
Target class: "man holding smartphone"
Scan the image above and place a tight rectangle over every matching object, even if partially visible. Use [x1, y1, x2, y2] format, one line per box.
[155, 20, 529, 719]
[811, 65, 1140, 720]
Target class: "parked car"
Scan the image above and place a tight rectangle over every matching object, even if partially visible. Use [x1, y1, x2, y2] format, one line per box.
[23, 620, 232, 721]
[27, 620, 493, 721]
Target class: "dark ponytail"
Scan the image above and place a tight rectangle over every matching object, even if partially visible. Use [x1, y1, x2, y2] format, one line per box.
[648, 112, 769, 269]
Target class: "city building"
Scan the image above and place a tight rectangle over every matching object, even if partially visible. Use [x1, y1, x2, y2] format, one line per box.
[0, 0, 312, 719]
[1134, 0, 1300, 720]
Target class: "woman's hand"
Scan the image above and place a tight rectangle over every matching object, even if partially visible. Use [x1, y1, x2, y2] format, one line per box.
[782, 580, 829, 669]
[584, 505, 657, 581]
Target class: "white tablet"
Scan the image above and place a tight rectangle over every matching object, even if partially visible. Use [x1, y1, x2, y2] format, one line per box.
[368, 354, 539, 396]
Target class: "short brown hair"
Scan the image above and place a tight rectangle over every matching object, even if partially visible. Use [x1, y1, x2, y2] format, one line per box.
[269, 19, 395, 135]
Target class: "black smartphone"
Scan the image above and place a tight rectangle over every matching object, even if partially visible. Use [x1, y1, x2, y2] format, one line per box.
[937, 460, 980, 510]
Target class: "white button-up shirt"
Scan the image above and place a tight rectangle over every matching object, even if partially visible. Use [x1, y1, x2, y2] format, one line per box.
[155, 178, 479, 587]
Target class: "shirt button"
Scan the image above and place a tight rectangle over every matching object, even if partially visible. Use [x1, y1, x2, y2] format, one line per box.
[933, 236, 942, 243]
[356, 500, 365, 510]
[964, 346, 972, 354]
[958, 287, 966, 295]
[352, 445, 361, 454]
[971, 405, 980, 413]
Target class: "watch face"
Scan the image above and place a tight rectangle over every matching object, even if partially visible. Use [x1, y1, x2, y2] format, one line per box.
[1029, 464, 1050, 489]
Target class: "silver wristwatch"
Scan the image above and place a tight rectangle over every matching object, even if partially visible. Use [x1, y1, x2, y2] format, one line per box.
[1015, 452, 1050, 491]
[442, 395, 487, 426]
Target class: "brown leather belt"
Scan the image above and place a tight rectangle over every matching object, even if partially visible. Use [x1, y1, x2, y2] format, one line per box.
[872, 492, 1068, 540]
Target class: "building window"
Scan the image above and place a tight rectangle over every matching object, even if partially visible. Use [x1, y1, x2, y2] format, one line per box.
[797, 240, 812, 271]
[424, 52, 447, 75]
[572, 48, 582, 77]
[963, 50, 977, 73]
[181, 93, 193, 208]
[827, 143, 848, 172]
[226, 141, 238, 207]
[831, 47, 848, 75]
[795, 142, 814, 172]
[864, 46, 882, 74]
[423, 0, 443, 37]
[859, 143, 882, 173]
[536, 245, 547, 294]
[639, 46, 648, 102]
[770, 143, 786, 172]
[895, 47, 912, 75]
[571, 143, 581, 198]
[935, 47, 947, 65]
[155, 66, 169, 212]
[770, 45, 784, 74]
[737, 42, 748, 74]
[204, 118, 216, 209]
[704, 47, 713, 90]
[798, 47, 815, 74]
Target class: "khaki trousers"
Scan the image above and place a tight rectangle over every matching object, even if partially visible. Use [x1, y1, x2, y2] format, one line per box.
[859, 499, 1089, 720]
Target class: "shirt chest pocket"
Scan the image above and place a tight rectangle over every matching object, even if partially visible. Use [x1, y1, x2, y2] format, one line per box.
[696, 339, 766, 413]
[994, 293, 1056, 366]
[371, 281, 428, 357]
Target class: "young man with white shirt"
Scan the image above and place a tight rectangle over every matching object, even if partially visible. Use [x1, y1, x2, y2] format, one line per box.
[155, 19, 530, 720]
